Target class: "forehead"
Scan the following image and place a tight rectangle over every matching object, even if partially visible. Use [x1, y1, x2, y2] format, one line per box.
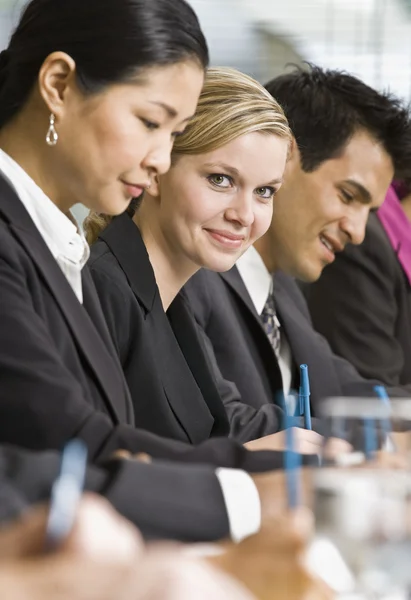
[115, 61, 204, 121]
[184, 132, 289, 180]
[316, 130, 394, 207]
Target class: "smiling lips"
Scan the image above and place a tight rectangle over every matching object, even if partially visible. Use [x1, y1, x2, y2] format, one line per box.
[319, 233, 344, 262]
[205, 228, 246, 249]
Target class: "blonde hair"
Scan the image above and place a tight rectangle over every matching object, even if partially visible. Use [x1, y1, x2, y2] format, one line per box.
[84, 66, 291, 244]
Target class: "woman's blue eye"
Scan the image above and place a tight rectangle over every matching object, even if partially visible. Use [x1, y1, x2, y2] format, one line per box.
[256, 186, 275, 199]
[208, 174, 231, 187]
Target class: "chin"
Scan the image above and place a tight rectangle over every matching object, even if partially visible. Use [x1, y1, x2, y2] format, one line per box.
[202, 257, 238, 274]
[300, 269, 323, 283]
[92, 196, 131, 217]
[196, 246, 239, 273]
[291, 261, 323, 283]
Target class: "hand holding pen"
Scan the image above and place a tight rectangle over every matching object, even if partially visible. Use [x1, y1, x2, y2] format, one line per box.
[45, 439, 89, 551]
[43, 439, 144, 560]
[0, 493, 143, 600]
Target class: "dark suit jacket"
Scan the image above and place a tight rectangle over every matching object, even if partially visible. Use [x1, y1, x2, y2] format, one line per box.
[0, 444, 230, 542]
[184, 265, 396, 441]
[0, 172, 313, 531]
[303, 213, 411, 390]
[88, 213, 229, 444]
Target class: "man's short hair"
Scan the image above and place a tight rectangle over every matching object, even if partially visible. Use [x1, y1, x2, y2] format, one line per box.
[265, 65, 411, 179]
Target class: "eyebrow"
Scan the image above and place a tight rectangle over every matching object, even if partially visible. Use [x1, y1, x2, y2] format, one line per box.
[148, 101, 193, 123]
[344, 179, 372, 204]
[203, 162, 283, 185]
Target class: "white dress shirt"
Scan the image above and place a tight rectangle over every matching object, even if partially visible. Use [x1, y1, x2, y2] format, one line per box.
[0, 150, 261, 544]
[0, 149, 89, 303]
[236, 245, 293, 398]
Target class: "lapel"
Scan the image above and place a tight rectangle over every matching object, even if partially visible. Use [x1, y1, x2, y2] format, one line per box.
[100, 213, 228, 442]
[219, 266, 284, 394]
[0, 176, 130, 425]
[220, 267, 259, 318]
[168, 292, 229, 437]
[274, 272, 342, 410]
[99, 212, 156, 313]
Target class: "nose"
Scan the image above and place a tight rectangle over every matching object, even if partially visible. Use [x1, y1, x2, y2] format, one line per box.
[141, 139, 172, 176]
[340, 207, 369, 246]
[224, 192, 255, 228]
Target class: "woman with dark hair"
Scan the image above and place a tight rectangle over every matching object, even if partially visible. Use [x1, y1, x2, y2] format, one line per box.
[0, 0, 208, 457]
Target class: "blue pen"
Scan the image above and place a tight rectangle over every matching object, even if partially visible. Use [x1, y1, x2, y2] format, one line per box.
[284, 412, 301, 509]
[298, 383, 304, 416]
[299, 364, 312, 430]
[374, 384, 396, 451]
[374, 384, 391, 432]
[45, 439, 88, 551]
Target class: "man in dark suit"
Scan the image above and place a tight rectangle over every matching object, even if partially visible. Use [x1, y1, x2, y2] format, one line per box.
[183, 66, 411, 442]
[304, 201, 411, 391]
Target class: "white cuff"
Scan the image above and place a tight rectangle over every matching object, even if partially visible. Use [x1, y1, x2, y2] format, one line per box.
[215, 468, 261, 543]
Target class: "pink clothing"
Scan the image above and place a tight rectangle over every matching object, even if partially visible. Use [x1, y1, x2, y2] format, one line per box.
[377, 185, 411, 285]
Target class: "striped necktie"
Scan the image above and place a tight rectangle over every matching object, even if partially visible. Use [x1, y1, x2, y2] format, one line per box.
[260, 290, 281, 359]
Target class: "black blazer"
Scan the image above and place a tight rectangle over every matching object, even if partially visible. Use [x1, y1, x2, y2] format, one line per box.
[183, 265, 394, 441]
[0, 174, 295, 477]
[303, 213, 411, 391]
[88, 213, 229, 444]
[0, 443, 230, 542]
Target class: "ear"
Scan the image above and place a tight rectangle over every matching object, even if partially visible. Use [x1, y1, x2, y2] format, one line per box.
[38, 52, 77, 120]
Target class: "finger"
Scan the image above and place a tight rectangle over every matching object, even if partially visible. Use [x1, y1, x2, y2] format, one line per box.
[293, 429, 323, 444]
[133, 453, 152, 463]
[111, 450, 132, 460]
[297, 442, 321, 455]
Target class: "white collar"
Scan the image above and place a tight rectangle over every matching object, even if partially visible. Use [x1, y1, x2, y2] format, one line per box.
[236, 245, 272, 315]
[0, 148, 88, 267]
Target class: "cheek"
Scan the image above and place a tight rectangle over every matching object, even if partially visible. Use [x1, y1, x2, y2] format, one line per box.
[179, 188, 218, 225]
[99, 123, 147, 166]
[81, 110, 151, 169]
[161, 187, 196, 227]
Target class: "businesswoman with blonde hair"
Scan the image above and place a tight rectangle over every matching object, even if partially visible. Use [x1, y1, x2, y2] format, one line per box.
[85, 67, 293, 445]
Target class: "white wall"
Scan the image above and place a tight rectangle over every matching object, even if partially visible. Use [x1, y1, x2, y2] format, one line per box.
[187, 0, 265, 79]
[241, 0, 411, 100]
[1, 0, 409, 97]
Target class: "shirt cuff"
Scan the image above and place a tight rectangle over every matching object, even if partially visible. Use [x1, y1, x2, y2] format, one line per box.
[215, 468, 261, 543]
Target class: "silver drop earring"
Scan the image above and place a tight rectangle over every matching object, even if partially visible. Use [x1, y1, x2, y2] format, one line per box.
[46, 113, 58, 146]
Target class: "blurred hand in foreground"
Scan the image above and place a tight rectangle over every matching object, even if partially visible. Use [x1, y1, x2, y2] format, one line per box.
[210, 507, 333, 600]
